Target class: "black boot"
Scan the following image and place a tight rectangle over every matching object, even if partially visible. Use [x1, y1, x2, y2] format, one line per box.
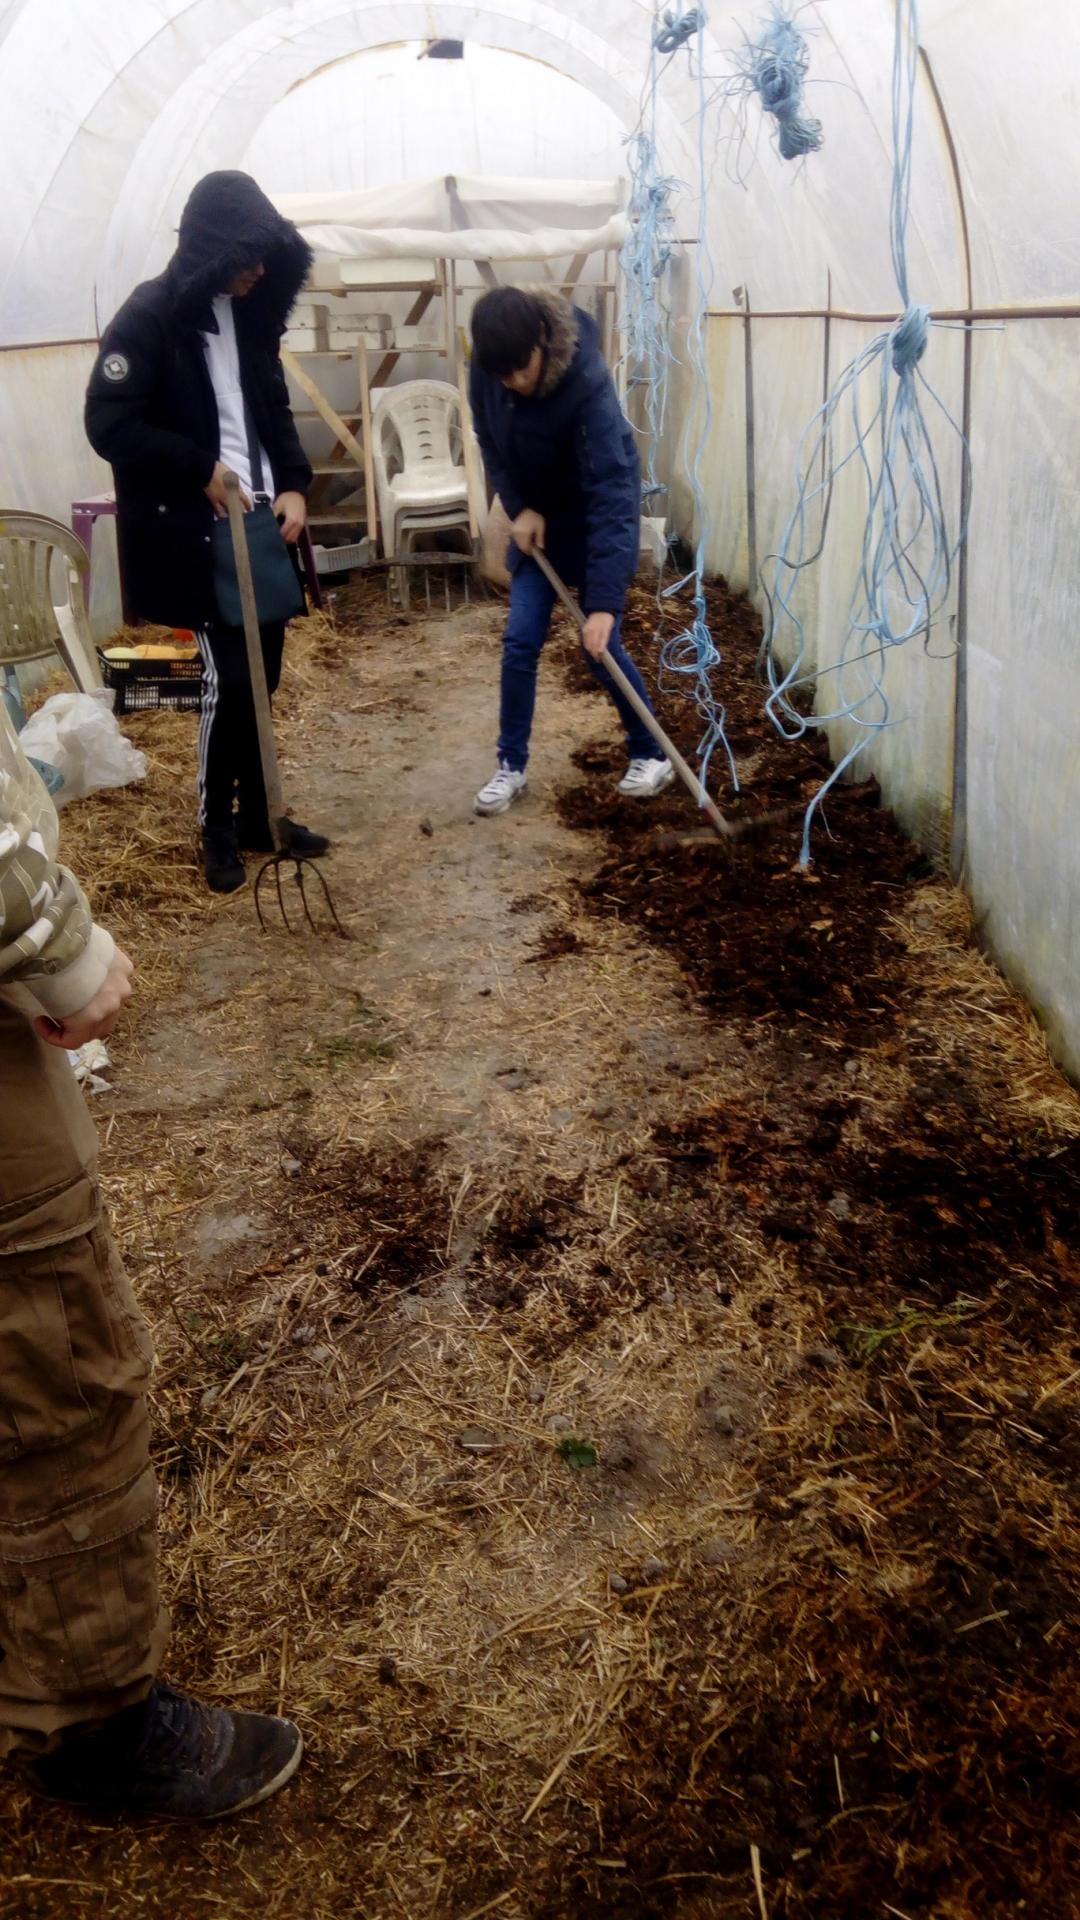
[237, 814, 330, 857]
[22, 1680, 302, 1820]
[202, 826, 246, 893]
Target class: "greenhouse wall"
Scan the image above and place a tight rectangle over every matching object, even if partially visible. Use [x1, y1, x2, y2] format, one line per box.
[662, 293, 1079, 1077]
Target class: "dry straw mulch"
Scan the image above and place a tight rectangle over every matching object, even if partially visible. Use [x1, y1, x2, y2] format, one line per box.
[4, 579, 1080, 1920]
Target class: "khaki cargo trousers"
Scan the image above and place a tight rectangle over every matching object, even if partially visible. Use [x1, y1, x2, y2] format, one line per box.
[0, 991, 169, 1758]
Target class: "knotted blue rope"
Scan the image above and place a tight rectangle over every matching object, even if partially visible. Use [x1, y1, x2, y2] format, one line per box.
[654, 8, 706, 54]
[759, 0, 969, 864]
[737, 4, 823, 159]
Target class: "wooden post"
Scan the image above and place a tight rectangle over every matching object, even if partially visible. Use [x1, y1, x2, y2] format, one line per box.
[281, 346, 367, 469]
[357, 339, 378, 550]
[738, 287, 758, 599]
[456, 345, 483, 541]
[601, 248, 615, 369]
[560, 252, 589, 300]
[921, 46, 975, 884]
[371, 286, 437, 388]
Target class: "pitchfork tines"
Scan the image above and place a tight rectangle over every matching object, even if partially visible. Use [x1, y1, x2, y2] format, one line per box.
[253, 831, 347, 939]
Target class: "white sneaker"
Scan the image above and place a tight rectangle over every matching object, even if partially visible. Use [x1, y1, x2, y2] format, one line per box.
[617, 756, 675, 798]
[474, 762, 528, 815]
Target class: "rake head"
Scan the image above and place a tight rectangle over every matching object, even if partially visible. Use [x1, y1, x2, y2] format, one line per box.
[650, 805, 800, 855]
[254, 853, 348, 938]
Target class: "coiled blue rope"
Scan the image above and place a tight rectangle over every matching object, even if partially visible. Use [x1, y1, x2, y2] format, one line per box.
[654, 8, 706, 55]
[759, 0, 968, 864]
[737, 4, 823, 159]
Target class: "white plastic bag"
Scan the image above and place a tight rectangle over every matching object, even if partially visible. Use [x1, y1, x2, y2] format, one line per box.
[19, 689, 146, 806]
[69, 1038, 112, 1092]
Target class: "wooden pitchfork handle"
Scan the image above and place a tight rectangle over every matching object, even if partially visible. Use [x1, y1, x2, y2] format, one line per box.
[222, 471, 288, 853]
[531, 548, 737, 841]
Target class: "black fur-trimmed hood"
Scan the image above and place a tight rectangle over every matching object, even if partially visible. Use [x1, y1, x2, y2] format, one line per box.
[534, 290, 581, 397]
[168, 171, 312, 336]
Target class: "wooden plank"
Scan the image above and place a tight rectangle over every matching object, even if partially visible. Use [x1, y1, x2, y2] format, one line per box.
[371, 287, 436, 387]
[357, 339, 378, 549]
[741, 288, 758, 599]
[308, 506, 369, 526]
[560, 252, 589, 299]
[280, 346, 367, 468]
[601, 248, 615, 368]
[445, 257, 457, 361]
[455, 345, 483, 541]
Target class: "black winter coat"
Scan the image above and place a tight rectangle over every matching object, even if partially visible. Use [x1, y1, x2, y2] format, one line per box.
[85, 172, 313, 629]
[468, 304, 640, 617]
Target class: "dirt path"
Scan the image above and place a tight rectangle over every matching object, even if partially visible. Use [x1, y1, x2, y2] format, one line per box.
[4, 583, 1080, 1920]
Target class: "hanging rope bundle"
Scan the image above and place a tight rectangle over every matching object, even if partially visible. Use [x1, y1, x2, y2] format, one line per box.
[759, 0, 968, 864]
[654, 7, 707, 55]
[736, 3, 823, 159]
[653, 7, 739, 796]
[620, 130, 681, 504]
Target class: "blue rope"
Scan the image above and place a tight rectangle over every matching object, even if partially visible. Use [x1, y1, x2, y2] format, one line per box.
[620, 128, 680, 506]
[655, 8, 739, 796]
[759, 0, 968, 865]
[654, 8, 706, 55]
[736, 4, 823, 159]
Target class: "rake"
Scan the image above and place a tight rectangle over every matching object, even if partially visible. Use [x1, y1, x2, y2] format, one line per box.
[223, 472, 347, 936]
[533, 549, 791, 847]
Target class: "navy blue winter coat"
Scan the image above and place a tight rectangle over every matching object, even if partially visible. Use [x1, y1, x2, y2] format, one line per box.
[469, 300, 640, 617]
[86, 171, 312, 629]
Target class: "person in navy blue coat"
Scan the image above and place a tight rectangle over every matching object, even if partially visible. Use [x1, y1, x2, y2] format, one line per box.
[468, 287, 673, 815]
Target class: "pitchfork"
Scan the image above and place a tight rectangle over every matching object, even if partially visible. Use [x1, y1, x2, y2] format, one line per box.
[223, 471, 346, 936]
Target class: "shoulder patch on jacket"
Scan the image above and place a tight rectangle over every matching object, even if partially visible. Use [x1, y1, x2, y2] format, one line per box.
[101, 352, 130, 383]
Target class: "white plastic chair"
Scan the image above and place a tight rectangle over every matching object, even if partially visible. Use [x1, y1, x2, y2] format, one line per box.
[372, 380, 470, 560]
[0, 513, 102, 705]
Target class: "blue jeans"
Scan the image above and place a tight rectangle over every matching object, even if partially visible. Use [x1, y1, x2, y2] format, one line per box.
[498, 556, 660, 772]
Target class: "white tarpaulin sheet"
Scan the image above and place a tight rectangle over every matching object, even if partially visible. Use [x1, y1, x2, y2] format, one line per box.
[273, 176, 626, 263]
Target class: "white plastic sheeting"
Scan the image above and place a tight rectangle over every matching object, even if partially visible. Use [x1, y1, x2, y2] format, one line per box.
[244, 43, 627, 192]
[0, 0, 1078, 1070]
[274, 176, 626, 264]
[1, 4, 1077, 327]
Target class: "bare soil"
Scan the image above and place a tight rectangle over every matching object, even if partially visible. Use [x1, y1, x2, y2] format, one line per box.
[2, 574, 1078, 1920]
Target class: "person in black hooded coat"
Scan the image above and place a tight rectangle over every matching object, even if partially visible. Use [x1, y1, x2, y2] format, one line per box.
[85, 171, 327, 894]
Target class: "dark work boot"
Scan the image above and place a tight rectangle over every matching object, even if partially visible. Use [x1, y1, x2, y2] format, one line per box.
[202, 826, 246, 893]
[23, 1680, 303, 1820]
[238, 814, 330, 857]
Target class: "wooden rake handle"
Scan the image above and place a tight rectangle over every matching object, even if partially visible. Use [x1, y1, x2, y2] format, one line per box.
[531, 548, 736, 840]
[223, 472, 287, 848]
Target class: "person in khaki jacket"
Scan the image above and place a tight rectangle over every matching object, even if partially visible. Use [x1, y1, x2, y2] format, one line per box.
[0, 711, 302, 1816]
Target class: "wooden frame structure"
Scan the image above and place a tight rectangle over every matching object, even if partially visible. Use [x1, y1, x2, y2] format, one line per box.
[283, 248, 620, 568]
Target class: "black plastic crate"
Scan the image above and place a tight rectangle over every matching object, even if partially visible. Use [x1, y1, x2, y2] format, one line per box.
[97, 648, 203, 715]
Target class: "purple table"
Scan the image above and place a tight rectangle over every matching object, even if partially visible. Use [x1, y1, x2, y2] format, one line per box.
[71, 492, 118, 613]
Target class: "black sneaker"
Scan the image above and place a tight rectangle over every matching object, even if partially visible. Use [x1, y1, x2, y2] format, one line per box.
[23, 1681, 303, 1820]
[202, 827, 246, 893]
[238, 815, 330, 857]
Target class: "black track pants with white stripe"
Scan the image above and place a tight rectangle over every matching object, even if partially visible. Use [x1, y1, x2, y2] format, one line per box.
[195, 620, 286, 832]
